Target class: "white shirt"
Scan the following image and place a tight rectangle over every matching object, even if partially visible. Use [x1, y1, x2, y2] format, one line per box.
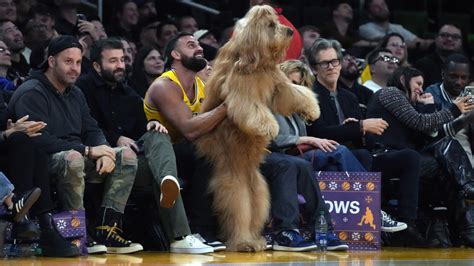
[362, 80, 383, 93]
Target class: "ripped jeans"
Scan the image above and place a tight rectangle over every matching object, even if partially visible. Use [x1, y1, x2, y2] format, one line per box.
[48, 147, 137, 213]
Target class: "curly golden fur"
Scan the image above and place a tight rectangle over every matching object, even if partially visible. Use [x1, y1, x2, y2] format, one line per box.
[195, 5, 320, 252]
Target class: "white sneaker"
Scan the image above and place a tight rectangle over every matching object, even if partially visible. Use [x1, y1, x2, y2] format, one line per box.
[193, 233, 226, 251]
[170, 235, 214, 254]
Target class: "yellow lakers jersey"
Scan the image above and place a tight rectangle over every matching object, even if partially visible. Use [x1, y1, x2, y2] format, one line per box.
[144, 70, 205, 143]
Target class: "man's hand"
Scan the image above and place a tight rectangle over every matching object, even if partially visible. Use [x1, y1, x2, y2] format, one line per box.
[77, 20, 100, 41]
[89, 145, 116, 160]
[454, 96, 474, 113]
[297, 136, 339, 152]
[147, 121, 168, 134]
[5, 115, 46, 138]
[116, 136, 138, 152]
[96, 156, 115, 175]
[362, 118, 389, 135]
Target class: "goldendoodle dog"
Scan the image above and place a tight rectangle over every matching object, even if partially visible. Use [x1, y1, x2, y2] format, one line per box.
[195, 5, 320, 252]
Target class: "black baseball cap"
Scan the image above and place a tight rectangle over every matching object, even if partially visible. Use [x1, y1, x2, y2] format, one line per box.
[39, 36, 83, 70]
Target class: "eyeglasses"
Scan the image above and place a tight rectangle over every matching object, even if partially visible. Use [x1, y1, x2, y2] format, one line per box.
[438, 32, 462, 40]
[315, 58, 340, 69]
[376, 55, 399, 64]
[387, 42, 406, 49]
[0, 47, 9, 53]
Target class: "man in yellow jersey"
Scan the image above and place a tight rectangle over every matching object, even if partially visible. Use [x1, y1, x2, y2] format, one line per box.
[144, 32, 227, 250]
[77, 38, 214, 254]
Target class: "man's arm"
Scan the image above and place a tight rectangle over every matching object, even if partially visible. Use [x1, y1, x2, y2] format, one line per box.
[147, 79, 226, 142]
[12, 90, 86, 154]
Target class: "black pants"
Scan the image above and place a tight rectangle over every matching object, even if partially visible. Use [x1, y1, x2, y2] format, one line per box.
[372, 149, 421, 220]
[261, 152, 332, 232]
[0, 132, 54, 216]
[173, 141, 218, 241]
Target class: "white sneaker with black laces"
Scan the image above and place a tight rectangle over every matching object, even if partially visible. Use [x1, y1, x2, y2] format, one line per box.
[192, 233, 226, 252]
[170, 235, 214, 254]
[381, 211, 407, 232]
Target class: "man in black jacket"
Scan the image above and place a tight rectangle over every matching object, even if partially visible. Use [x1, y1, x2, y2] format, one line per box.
[8, 36, 143, 254]
[76, 38, 214, 254]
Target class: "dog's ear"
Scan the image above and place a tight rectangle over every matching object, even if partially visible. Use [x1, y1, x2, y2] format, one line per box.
[234, 53, 259, 73]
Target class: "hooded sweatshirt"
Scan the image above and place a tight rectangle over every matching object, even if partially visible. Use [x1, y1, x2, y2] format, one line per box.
[8, 71, 107, 155]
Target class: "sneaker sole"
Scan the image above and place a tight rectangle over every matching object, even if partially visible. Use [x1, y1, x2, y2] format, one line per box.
[87, 245, 107, 254]
[327, 244, 349, 251]
[106, 244, 143, 254]
[381, 223, 408, 232]
[170, 246, 214, 254]
[273, 244, 318, 252]
[160, 176, 180, 208]
[13, 188, 41, 223]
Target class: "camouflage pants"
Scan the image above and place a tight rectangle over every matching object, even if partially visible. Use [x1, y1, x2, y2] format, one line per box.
[49, 147, 137, 213]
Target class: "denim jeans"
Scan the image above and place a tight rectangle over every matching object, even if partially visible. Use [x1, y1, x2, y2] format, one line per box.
[302, 145, 366, 172]
[0, 171, 13, 202]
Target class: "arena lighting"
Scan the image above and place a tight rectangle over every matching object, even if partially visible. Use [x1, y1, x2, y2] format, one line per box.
[178, 0, 221, 15]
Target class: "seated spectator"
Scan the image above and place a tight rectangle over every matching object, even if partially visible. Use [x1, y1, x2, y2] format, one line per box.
[22, 3, 58, 64]
[0, 0, 16, 22]
[1, 88, 80, 257]
[178, 15, 199, 34]
[15, 0, 33, 26]
[306, 39, 438, 246]
[338, 48, 373, 118]
[358, 0, 433, 50]
[137, 17, 160, 49]
[415, 24, 464, 88]
[108, 0, 139, 42]
[76, 38, 214, 254]
[299, 25, 321, 53]
[144, 33, 227, 247]
[362, 48, 399, 92]
[194, 29, 219, 49]
[366, 66, 472, 247]
[89, 16, 108, 40]
[130, 46, 164, 98]
[196, 59, 213, 83]
[0, 21, 29, 86]
[155, 20, 178, 55]
[322, 1, 372, 49]
[54, 0, 80, 36]
[8, 35, 143, 254]
[134, 0, 157, 22]
[425, 53, 473, 166]
[376, 32, 410, 67]
[0, 40, 15, 96]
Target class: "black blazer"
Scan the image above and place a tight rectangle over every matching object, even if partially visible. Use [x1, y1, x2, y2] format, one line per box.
[307, 80, 364, 147]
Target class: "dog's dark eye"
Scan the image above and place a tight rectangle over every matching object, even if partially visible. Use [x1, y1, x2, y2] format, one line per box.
[269, 22, 276, 28]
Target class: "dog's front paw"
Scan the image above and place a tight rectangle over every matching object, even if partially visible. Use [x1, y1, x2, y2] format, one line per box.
[258, 120, 279, 139]
[301, 109, 320, 121]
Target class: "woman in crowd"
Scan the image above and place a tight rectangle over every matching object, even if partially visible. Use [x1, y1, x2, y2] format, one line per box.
[376, 33, 410, 67]
[366, 66, 474, 247]
[130, 47, 165, 98]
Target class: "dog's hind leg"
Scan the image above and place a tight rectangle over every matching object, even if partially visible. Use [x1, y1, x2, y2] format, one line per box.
[247, 170, 270, 251]
[210, 168, 256, 251]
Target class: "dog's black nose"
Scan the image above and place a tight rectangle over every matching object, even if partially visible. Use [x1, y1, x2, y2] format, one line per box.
[286, 28, 293, 37]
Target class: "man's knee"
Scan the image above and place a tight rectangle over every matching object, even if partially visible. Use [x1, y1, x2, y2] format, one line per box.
[120, 147, 138, 165]
[64, 150, 85, 172]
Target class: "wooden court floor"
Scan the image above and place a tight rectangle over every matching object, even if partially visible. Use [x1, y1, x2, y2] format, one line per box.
[0, 248, 474, 265]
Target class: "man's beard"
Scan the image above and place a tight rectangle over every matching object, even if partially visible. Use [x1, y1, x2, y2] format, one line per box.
[372, 11, 390, 23]
[182, 54, 207, 72]
[101, 66, 125, 84]
[341, 66, 359, 81]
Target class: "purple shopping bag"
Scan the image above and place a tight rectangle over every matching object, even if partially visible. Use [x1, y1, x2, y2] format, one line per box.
[317, 171, 381, 250]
